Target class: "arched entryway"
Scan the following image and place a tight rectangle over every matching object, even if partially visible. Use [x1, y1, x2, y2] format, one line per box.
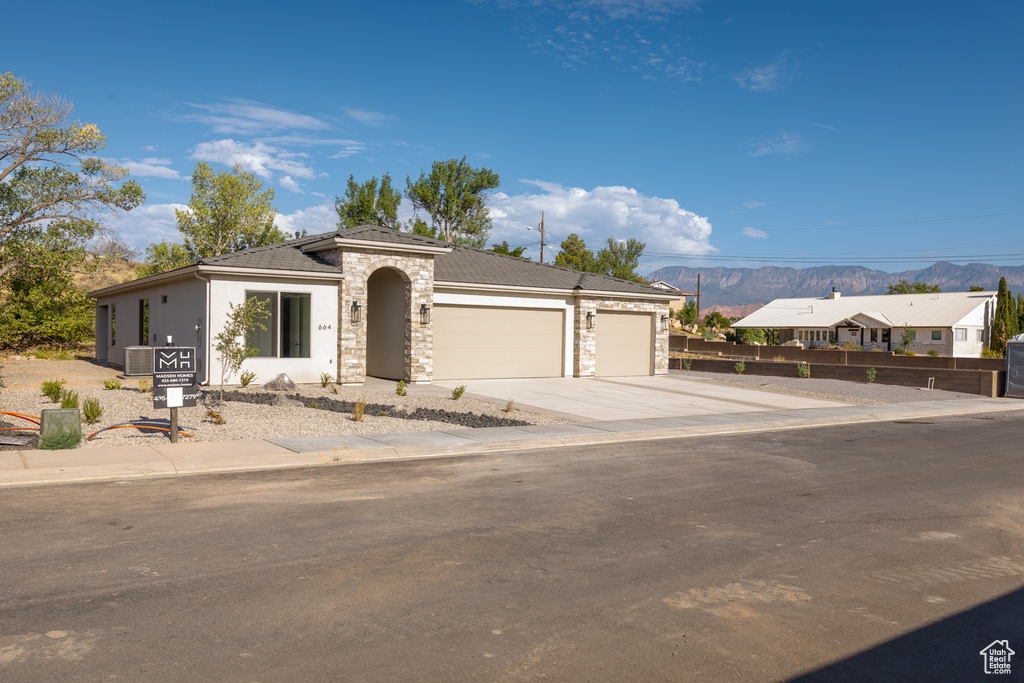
[366, 267, 410, 380]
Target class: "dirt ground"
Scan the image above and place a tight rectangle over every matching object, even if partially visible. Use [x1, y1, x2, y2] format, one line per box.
[0, 356, 122, 390]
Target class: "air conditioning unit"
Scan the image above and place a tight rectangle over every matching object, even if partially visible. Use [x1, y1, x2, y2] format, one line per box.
[123, 346, 154, 376]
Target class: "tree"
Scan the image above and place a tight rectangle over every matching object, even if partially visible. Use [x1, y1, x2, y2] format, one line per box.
[969, 285, 986, 292]
[334, 173, 401, 230]
[1017, 291, 1024, 336]
[141, 162, 286, 276]
[405, 157, 499, 247]
[488, 241, 529, 258]
[553, 233, 595, 271]
[702, 311, 731, 329]
[886, 279, 941, 294]
[594, 237, 647, 283]
[212, 296, 271, 406]
[0, 73, 144, 348]
[677, 298, 698, 325]
[992, 277, 1014, 355]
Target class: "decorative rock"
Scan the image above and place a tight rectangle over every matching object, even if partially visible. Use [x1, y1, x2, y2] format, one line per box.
[264, 373, 296, 391]
[782, 340, 805, 348]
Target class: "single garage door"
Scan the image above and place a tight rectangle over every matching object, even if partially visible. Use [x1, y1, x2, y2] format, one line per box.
[433, 305, 565, 380]
[596, 311, 652, 376]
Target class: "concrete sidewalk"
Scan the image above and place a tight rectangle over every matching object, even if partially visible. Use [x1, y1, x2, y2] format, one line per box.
[2, 396, 1022, 488]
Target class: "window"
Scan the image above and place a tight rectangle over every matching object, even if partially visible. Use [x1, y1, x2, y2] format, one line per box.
[870, 328, 878, 343]
[245, 291, 311, 358]
[139, 298, 149, 346]
[907, 330, 917, 342]
[111, 304, 116, 345]
[882, 329, 890, 343]
[955, 328, 967, 341]
[161, 295, 168, 304]
[931, 330, 942, 341]
[976, 329, 984, 342]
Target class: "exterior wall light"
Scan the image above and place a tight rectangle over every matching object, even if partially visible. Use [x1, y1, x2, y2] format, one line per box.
[420, 304, 431, 325]
[586, 311, 595, 330]
[661, 315, 669, 332]
[351, 301, 361, 324]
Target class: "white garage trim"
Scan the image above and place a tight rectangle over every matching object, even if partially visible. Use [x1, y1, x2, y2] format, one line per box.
[433, 303, 566, 380]
[595, 310, 653, 376]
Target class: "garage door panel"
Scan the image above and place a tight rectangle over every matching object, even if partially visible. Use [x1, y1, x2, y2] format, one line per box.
[596, 311, 652, 376]
[434, 305, 565, 380]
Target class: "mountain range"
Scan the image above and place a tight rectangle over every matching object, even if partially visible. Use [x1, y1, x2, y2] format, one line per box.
[647, 262, 1024, 314]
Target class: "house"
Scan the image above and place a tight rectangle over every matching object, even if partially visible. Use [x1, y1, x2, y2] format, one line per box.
[89, 225, 677, 385]
[647, 280, 697, 313]
[732, 290, 997, 357]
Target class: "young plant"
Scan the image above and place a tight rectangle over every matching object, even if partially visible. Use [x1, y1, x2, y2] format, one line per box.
[797, 362, 811, 379]
[42, 378, 66, 402]
[682, 358, 692, 371]
[866, 367, 877, 384]
[240, 370, 257, 387]
[927, 348, 939, 357]
[320, 372, 333, 388]
[734, 360, 746, 374]
[59, 389, 79, 409]
[504, 397, 515, 413]
[395, 380, 407, 396]
[773, 355, 786, 362]
[451, 385, 466, 400]
[205, 409, 226, 425]
[103, 379, 121, 390]
[138, 377, 152, 393]
[39, 428, 81, 450]
[328, 384, 338, 394]
[82, 397, 103, 424]
[213, 296, 271, 406]
[352, 395, 367, 422]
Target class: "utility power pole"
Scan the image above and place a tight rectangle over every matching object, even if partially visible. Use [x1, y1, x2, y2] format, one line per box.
[696, 273, 701, 325]
[539, 211, 545, 264]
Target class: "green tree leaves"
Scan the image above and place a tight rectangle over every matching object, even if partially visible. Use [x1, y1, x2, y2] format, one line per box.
[213, 295, 271, 406]
[140, 162, 286, 277]
[554, 233, 595, 271]
[488, 241, 529, 258]
[553, 233, 648, 282]
[405, 157, 499, 247]
[335, 173, 402, 230]
[886, 279, 941, 294]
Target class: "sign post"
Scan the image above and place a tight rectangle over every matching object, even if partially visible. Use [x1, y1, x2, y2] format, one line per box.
[153, 343, 197, 443]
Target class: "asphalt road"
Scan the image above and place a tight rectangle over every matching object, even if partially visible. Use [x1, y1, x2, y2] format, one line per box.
[2, 412, 1023, 682]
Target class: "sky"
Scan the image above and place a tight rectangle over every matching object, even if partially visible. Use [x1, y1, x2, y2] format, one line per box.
[7, 0, 1024, 274]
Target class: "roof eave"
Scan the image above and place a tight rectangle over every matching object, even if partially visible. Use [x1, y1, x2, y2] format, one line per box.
[303, 236, 452, 256]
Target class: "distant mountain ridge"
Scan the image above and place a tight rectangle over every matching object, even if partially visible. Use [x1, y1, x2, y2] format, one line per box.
[646, 262, 1024, 309]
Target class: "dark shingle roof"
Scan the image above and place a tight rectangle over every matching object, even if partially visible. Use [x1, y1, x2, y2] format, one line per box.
[162, 225, 671, 297]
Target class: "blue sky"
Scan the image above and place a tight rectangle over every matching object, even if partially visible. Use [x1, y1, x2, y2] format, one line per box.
[7, 0, 1023, 273]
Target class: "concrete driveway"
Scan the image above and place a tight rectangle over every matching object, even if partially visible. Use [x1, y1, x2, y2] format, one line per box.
[432, 373, 849, 421]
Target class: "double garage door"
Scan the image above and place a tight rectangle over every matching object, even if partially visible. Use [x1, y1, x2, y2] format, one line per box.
[432, 305, 654, 380]
[433, 305, 565, 380]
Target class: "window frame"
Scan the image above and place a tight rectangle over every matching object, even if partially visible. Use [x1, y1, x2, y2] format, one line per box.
[244, 290, 312, 359]
[931, 330, 942, 341]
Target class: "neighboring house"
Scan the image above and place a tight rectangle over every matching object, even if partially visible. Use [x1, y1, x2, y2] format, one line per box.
[732, 290, 997, 357]
[648, 280, 696, 313]
[90, 225, 676, 385]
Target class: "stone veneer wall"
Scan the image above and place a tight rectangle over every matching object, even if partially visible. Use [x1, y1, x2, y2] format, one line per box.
[320, 247, 435, 384]
[574, 297, 669, 377]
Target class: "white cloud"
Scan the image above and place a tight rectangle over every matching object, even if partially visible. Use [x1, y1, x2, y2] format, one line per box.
[343, 107, 396, 128]
[275, 204, 337, 237]
[110, 203, 187, 250]
[488, 180, 715, 262]
[185, 99, 329, 135]
[750, 131, 809, 157]
[192, 139, 316, 179]
[141, 145, 158, 152]
[734, 57, 795, 92]
[743, 201, 768, 209]
[116, 157, 183, 179]
[279, 175, 302, 193]
[741, 227, 768, 239]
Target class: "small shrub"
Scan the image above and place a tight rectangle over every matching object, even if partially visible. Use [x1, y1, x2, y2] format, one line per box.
[328, 384, 338, 394]
[797, 362, 811, 379]
[701, 331, 714, 341]
[39, 428, 81, 450]
[320, 372, 333, 388]
[982, 348, 1003, 359]
[103, 379, 121, 390]
[682, 359, 692, 371]
[42, 378, 66, 402]
[734, 360, 745, 374]
[59, 389, 80, 409]
[82, 397, 103, 424]
[352, 395, 367, 422]
[504, 397, 515, 413]
[866, 367, 877, 384]
[309, 401, 317, 409]
[893, 347, 906, 355]
[379, 410, 387, 416]
[205, 409, 226, 425]
[452, 385, 466, 400]
[905, 349, 916, 356]
[240, 370, 257, 387]
[29, 349, 74, 361]
[138, 378, 152, 393]
[396, 380, 407, 396]
[772, 355, 786, 362]
[927, 348, 939, 357]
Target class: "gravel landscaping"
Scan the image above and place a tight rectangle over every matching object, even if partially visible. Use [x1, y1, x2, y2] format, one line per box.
[0, 358, 569, 450]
